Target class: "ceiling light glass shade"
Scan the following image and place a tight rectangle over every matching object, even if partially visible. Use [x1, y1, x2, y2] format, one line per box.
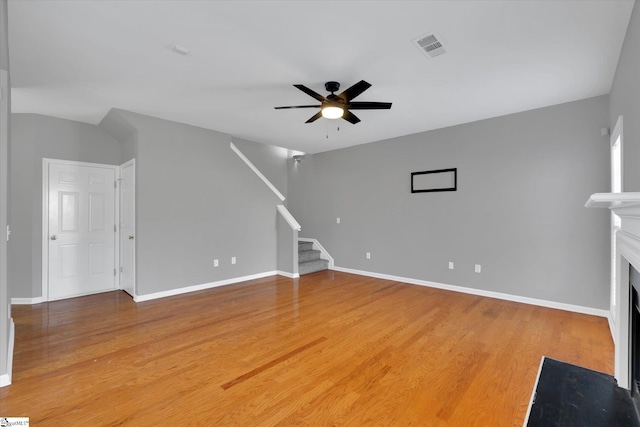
[321, 106, 344, 119]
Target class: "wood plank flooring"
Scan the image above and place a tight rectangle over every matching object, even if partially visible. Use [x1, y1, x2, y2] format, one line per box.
[0, 271, 613, 426]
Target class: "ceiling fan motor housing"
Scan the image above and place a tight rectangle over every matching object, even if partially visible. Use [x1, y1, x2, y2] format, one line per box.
[325, 81, 340, 93]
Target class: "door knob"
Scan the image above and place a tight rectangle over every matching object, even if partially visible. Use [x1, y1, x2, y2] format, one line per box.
[50, 235, 58, 240]
[128, 235, 134, 240]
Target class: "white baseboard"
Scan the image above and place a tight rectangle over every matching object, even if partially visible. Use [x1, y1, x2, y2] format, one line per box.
[0, 318, 14, 387]
[134, 271, 278, 303]
[11, 297, 45, 305]
[10, 264, 608, 316]
[332, 266, 610, 318]
[12, 271, 300, 305]
[277, 270, 300, 279]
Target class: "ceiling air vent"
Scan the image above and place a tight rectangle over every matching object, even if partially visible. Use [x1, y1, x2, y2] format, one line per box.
[412, 33, 446, 58]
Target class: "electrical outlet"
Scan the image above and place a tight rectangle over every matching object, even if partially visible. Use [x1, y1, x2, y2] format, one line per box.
[449, 262, 454, 270]
[231, 257, 236, 265]
[366, 252, 371, 259]
[475, 264, 481, 273]
[337, 217, 341, 224]
[214, 259, 219, 267]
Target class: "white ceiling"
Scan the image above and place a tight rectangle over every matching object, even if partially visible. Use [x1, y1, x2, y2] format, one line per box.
[7, 0, 635, 154]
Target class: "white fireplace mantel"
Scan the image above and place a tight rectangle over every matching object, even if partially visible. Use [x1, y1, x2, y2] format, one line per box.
[586, 192, 640, 389]
[586, 192, 640, 209]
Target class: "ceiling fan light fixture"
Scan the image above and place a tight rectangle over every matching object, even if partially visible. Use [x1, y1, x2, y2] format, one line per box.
[321, 106, 344, 119]
[275, 80, 390, 125]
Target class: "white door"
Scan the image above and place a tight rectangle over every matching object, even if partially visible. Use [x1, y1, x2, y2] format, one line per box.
[46, 161, 117, 300]
[120, 160, 135, 297]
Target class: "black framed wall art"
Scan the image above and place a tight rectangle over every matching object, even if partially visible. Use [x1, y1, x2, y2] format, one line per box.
[411, 168, 457, 193]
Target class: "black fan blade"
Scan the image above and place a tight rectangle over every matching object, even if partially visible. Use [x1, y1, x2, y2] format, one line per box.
[342, 110, 361, 124]
[305, 111, 323, 123]
[294, 84, 327, 102]
[339, 80, 372, 101]
[347, 102, 392, 110]
[274, 105, 321, 109]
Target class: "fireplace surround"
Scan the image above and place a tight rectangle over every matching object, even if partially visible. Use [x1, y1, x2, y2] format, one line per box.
[586, 192, 640, 390]
[630, 268, 640, 412]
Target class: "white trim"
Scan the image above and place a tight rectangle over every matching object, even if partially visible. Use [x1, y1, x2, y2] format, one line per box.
[585, 192, 640, 209]
[11, 297, 45, 305]
[299, 238, 334, 269]
[0, 319, 14, 387]
[587, 191, 640, 389]
[133, 271, 278, 302]
[331, 266, 609, 318]
[612, 115, 623, 191]
[277, 270, 300, 279]
[41, 159, 47, 300]
[42, 158, 120, 302]
[277, 205, 301, 231]
[610, 117, 624, 330]
[0, 69, 10, 389]
[608, 311, 616, 345]
[230, 142, 285, 201]
[614, 234, 635, 389]
[119, 158, 136, 298]
[120, 159, 135, 168]
[522, 356, 546, 427]
[115, 165, 121, 290]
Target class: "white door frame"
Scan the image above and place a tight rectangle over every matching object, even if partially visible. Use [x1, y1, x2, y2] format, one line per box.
[119, 159, 136, 297]
[42, 158, 121, 301]
[610, 116, 624, 322]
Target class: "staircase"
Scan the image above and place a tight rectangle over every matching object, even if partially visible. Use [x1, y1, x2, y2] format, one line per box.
[298, 240, 328, 275]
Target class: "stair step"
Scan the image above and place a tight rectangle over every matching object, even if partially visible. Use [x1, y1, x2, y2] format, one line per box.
[299, 258, 329, 275]
[298, 241, 314, 252]
[299, 249, 321, 262]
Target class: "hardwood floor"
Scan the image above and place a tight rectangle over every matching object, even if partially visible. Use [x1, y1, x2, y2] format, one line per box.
[1, 271, 613, 426]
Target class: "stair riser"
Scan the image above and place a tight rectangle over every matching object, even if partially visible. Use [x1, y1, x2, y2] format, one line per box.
[299, 259, 329, 275]
[298, 242, 314, 252]
[299, 250, 321, 262]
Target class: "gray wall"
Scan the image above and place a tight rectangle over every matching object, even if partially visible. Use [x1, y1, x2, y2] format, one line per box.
[610, 2, 640, 191]
[9, 109, 291, 300]
[288, 96, 611, 309]
[99, 109, 139, 163]
[0, 0, 11, 383]
[277, 213, 298, 276]
[111, 111, 285, 296]
[9, 114, 122, 299]
[233, 137, 289, 200]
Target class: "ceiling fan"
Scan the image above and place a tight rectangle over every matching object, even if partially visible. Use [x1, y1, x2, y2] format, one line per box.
[274, 80, 392, 124]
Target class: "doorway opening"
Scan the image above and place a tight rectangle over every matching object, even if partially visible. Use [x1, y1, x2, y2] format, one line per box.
[42, 158, 135, 301]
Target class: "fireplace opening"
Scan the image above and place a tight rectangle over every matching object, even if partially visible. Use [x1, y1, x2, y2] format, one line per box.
[630, 265, 640, 418]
